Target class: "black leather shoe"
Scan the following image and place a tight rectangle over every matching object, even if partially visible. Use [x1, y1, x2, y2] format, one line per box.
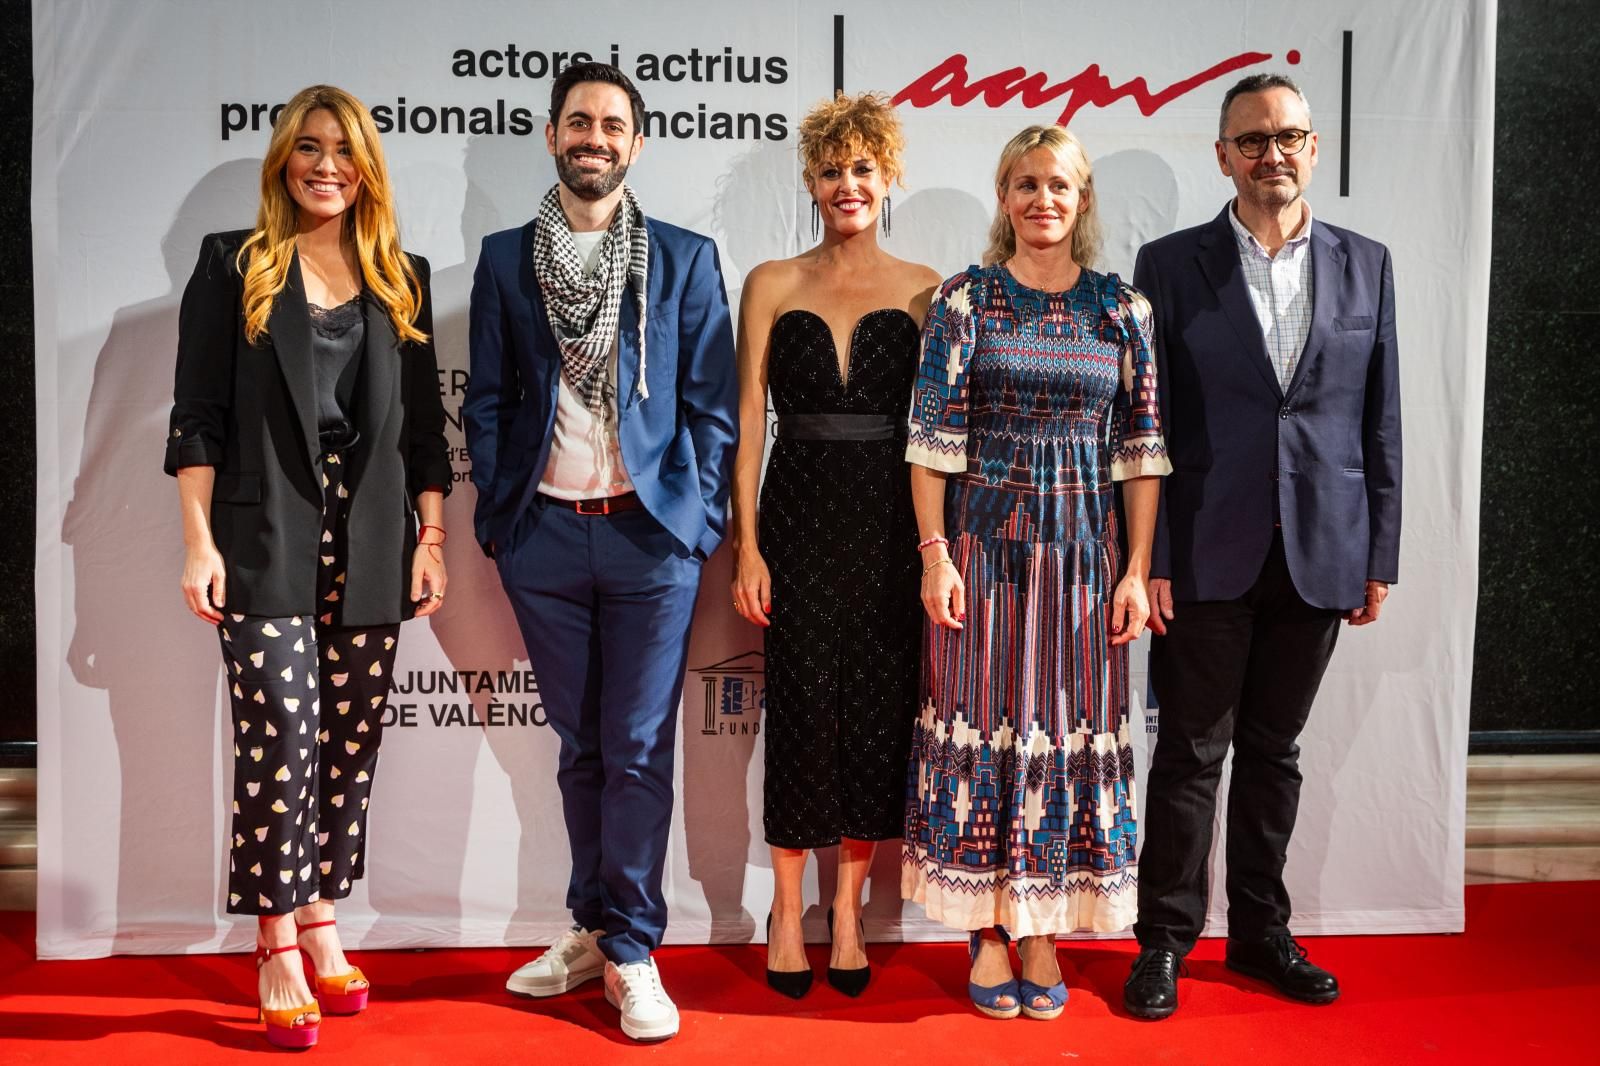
[825, 907, 871, 997]
[1225, 935, 1340, 1004]
[765, 913, 813, 999]
[1123, 948, 1182, 1019]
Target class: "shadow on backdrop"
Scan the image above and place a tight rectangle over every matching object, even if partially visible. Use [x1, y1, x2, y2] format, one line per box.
[62, 158, 261, 952]
[422, 128, 575, 943]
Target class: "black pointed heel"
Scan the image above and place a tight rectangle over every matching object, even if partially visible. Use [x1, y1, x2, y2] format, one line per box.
[825, 906, 871, 997]
[766, 913, 813, 999]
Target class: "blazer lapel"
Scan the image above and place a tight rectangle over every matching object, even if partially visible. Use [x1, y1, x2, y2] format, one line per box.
[342, 292, 399, 494]
[517, 219, 562, 374]
[269, 253, 323, 480]
[1197, 208, 1284, 400]
[1284, 221, 1346, 400]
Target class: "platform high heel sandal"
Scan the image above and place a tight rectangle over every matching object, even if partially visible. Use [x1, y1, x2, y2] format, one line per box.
[967, 927, 1022, 1020]
[256, 943, 321, 1049]
[1019, 966, 1070, 1020]
[296, 919, 370, 1015]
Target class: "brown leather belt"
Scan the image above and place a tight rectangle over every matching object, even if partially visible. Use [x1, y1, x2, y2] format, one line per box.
[538, 491, 645, 516]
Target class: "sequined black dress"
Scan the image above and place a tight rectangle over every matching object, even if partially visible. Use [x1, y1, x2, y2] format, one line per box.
[758, 308, 922, 849]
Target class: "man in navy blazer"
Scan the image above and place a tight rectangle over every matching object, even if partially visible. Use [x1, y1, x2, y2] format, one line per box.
[1123, 74, 1401, 1019]
[464, 62, 736, 1042]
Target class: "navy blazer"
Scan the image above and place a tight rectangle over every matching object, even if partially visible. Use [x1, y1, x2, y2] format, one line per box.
[464, 217, 738, 558]
[165, 230, 452, 624]
[1134, 207, 1401, 612]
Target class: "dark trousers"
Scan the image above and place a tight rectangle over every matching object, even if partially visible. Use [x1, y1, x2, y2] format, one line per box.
[1134, 532, 1341, 955]
[219, 453, 400, 915]
[496, 500, 703, 964]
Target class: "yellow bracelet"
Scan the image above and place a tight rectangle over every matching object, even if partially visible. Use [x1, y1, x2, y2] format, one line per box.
[923, 557, 954, 575]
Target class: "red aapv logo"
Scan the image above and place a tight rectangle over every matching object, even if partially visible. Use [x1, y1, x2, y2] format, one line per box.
[893, 51, 1278, 126]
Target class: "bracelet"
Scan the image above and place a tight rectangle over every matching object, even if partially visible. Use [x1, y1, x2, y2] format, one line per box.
[917, 535, 949, 552]
[923, 557, 954, 575]
[418, 524, 446, 545]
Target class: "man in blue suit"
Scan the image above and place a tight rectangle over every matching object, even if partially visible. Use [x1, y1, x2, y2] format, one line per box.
[464, 62, 736, 1042]
[1123, 73, 1401, 1019]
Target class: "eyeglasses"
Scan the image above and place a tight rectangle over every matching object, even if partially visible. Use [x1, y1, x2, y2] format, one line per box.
[1220, 129, 1312, 159]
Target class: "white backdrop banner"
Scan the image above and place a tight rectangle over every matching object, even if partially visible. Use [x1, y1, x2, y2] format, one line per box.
[32, 0, 1493, 957]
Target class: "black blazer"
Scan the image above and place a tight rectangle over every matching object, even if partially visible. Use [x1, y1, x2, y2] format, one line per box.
[165, 230, 452, 625]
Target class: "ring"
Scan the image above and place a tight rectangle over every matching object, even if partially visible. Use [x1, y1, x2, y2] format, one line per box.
[430, 592, 444, 601]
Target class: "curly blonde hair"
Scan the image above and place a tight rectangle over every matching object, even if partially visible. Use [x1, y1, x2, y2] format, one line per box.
[983, 125, 1101, 269]
[796, 91, 906, 186]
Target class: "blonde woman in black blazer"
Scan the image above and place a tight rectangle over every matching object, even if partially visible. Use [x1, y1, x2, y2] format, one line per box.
[166, 84, 450, 1050]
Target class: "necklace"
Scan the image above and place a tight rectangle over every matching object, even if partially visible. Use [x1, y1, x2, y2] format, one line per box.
[1005, 256, 1081, 293]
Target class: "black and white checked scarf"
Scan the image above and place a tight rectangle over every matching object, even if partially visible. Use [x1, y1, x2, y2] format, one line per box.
[532, 183, 651, 413]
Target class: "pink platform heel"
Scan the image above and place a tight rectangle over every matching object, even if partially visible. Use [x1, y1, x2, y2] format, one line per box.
[256, 942, 321, 1049]
[296, 919, 370, 1015]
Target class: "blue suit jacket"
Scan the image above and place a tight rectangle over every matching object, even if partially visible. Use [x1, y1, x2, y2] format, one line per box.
[1134, 206, 1401, 612]
[464, 217, 737, 558]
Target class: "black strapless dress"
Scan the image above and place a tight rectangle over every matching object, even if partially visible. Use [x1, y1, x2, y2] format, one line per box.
[758, 308, 922, 849]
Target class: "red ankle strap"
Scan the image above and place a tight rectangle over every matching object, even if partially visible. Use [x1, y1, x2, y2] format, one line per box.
[296, 920, 337, 933]
[257, 943, 299, 957]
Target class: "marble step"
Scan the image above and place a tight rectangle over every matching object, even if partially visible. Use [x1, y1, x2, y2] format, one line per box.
[1465, 754, 1600, 884]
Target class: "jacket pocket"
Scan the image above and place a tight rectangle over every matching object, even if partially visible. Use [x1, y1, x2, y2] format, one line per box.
[1334, 315, 1375, 331]
[213, 473, 262, 504]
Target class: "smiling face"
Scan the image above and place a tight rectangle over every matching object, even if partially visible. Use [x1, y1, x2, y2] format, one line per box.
[547, 81, 643, 202]
[284, 108, 361, 227]
[806, 151, 889, 237]
[1216, 86, 1318, 213]
[1000, 146, 1084, 254]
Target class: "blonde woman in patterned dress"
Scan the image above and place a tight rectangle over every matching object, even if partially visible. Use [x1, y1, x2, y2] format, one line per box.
[902, 126, 1170, 1020]
[166, 85, 450, 1049]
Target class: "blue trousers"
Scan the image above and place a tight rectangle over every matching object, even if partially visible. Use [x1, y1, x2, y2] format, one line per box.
[496, 499, 703, 963]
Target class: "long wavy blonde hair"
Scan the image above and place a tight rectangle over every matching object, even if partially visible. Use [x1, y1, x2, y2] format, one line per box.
[982, 125, 1101, 269]
[238, 85, 425, 345]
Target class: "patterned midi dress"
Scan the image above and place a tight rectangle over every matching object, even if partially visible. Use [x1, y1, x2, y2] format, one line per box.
[901, 264, 1170, 935]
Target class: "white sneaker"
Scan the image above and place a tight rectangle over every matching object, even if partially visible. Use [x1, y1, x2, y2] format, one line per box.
[603, 957, 679, 1041]
[506, 925, 606, 997]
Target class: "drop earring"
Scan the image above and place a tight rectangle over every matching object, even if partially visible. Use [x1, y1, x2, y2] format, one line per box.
[881, 195, 892, 238]
[810, 199, 820, 242]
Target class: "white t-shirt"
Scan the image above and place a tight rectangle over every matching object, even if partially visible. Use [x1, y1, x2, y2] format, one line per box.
[537, 229, 636, 500]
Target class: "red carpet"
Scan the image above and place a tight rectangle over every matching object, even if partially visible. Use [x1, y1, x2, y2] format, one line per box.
[1, 882, 1591, 1064]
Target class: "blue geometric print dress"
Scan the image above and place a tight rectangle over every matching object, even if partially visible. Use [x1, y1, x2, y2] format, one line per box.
[901, 264, 1170, 935]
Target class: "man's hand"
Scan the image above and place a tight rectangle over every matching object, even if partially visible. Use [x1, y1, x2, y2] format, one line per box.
[1346, 580, 1389, 626]
[1146, 577, 1175, 635]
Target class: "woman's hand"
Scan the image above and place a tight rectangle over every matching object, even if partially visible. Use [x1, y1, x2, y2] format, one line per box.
[732, 543, 772, 627]
[921, 556, 965, 630]
[1109, 572, 1150, 646]
[411, 540, 447, 617]
[181, 540, 227, 624]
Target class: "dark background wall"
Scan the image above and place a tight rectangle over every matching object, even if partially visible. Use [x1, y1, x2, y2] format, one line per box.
[1, 0, 36, 766]
[1, 0, 1595, 764]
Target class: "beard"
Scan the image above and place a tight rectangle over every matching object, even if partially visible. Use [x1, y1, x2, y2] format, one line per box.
[1243, 164, 1304, 209]
[556, 147, 631, 201]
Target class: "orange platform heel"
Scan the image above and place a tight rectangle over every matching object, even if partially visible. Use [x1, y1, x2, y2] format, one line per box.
[296, 919, 370, 1015]
[256, 942, 321, 1049]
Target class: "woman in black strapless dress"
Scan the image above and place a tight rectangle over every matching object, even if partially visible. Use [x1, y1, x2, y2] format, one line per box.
[729, 91, 940, 1000]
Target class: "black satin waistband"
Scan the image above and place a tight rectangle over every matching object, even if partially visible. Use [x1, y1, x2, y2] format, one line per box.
[776, 413, 907, 441]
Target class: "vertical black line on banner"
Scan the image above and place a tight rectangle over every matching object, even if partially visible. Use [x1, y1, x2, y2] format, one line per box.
[834, 15, 844, 94]
[1340, 30, 1352, 197]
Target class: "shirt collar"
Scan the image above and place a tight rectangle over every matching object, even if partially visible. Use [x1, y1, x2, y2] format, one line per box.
[1228, 199, 1314, 258]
